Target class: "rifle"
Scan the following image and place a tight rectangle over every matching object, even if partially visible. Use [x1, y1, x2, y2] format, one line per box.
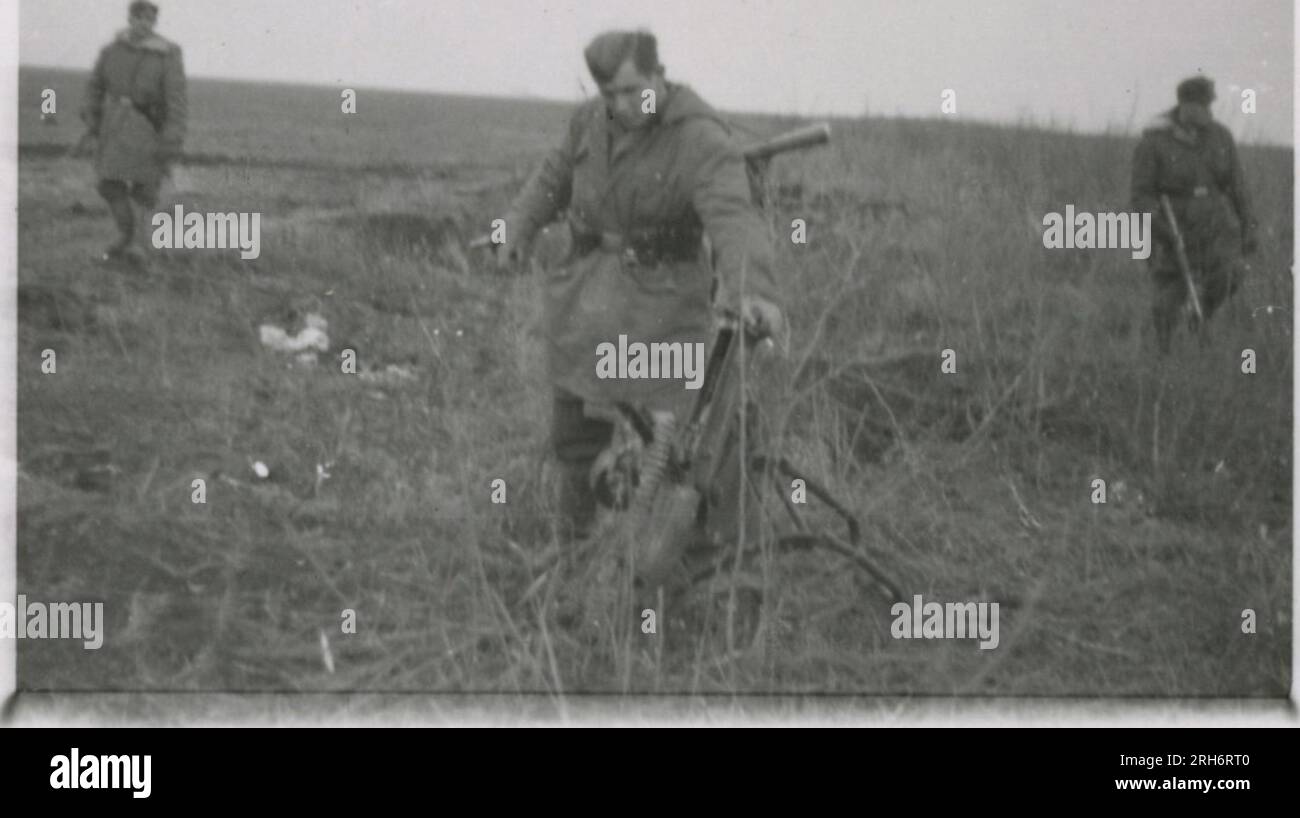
[468, 121, 831, 252]
[1159, 194, 1204, 326]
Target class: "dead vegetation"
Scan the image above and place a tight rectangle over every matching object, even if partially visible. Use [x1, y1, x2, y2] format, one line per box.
[14, 68, 1292, 700]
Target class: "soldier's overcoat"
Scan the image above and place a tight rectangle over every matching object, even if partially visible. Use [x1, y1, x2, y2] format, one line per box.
[82, 29, 187, 185]
[1130, 112, 1254, 284]
[506, 83, 778, 414]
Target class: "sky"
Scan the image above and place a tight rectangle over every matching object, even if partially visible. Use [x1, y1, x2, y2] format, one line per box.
[16, 0, 1295, 145]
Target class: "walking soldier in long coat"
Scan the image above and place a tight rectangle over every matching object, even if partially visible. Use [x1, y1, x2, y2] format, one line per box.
[1131, 76, 1257, 353]
[79, 1, 188, 266]
[498, 30, 785, 539]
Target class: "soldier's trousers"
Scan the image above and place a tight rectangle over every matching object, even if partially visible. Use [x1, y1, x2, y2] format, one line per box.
[1151, 256, 1246, 353]
[551, 388, 614, 538]
[550, 385, 770, 552]
[96, 179, 160, 249]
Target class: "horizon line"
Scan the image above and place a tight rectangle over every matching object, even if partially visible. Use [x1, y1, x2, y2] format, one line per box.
[19, 63, 1292, 149]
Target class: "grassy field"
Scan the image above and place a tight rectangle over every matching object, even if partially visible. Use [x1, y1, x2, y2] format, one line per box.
[14, 66, 1292, 699]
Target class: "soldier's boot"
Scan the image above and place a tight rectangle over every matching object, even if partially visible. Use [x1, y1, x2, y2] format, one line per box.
[99, 187, 137, 261]
[550, 389, 614, 543]
[1200, 263, 1239, 325]
[124, 184, 161, 270]
[555, 459, 600, 543]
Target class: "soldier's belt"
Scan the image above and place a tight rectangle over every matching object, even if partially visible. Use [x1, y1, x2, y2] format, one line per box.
[110, 94, 163, 131]
[571, 227, 701, 266]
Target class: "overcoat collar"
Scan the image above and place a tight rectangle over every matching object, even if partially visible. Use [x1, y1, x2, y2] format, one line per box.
[114, 28, 176, 54]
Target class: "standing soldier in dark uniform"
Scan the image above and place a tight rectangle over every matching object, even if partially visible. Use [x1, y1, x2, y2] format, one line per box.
[498, 30, 784, 539]
[78, 1, 187, 267]
[1131, 76, 1257, 353]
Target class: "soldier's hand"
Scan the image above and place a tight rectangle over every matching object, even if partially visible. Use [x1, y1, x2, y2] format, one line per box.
[740, 295, 784, 340]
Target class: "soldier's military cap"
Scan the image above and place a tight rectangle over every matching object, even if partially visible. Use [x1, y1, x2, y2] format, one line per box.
[129, 1, 159, 17]
[584, 30, 660, 83]
[1176, 76, 1216, 105]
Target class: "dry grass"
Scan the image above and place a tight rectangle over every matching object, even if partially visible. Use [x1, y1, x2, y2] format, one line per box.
[14, 68, 1291, 700]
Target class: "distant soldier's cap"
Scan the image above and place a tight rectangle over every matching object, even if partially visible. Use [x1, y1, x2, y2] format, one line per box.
[584, 30, 660, 84]
[129, 1, 159, 17]
[1176, 76, 1215, 105]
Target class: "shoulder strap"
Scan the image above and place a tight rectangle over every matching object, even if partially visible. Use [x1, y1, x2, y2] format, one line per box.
[122, 48, 167, 130]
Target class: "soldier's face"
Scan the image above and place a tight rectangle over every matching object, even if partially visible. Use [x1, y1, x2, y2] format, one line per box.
[600, 60, 665, 131]
[1178, 102, 1212, 129]
[128, 10, 157, 38]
